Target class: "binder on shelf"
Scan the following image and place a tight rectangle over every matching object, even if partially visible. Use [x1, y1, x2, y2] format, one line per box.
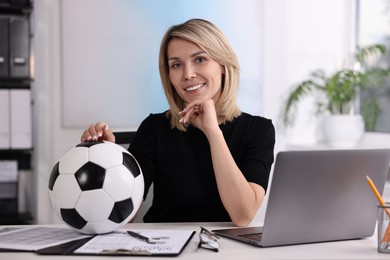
[9, 17, 29, 78]
[0, 18, 9, 78]
[0, 89, 10, 149]
[10, 89, 31, 149]
[9, 0, 30, 7]
[0, 0, 30, 8]
[0, 160, 18, 217]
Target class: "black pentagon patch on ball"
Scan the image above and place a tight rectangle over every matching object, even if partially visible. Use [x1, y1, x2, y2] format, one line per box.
[122, 153, 141, 178]
[76, 141, 102, 148]
[75, 162, 106, 191]
[108, 197, 134, 223]
[48, 162, 60, 191]
[60, 208, 87, 230]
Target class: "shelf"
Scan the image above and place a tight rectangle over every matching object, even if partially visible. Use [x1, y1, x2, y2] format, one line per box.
[0, 149, 32, 170]
[0, 0, 34, 226]
[0, 2, 32, 15]
[0, 212, 33, 225]
[0, 80, 31, 88]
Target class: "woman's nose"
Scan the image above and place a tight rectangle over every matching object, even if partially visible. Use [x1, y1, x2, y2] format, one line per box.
[183, 65, 196, 80]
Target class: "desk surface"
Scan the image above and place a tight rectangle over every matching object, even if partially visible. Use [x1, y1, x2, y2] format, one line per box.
[1, 222, 389, 259]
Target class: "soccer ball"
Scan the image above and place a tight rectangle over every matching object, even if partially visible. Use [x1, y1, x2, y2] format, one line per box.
[48, 141, 144, 234]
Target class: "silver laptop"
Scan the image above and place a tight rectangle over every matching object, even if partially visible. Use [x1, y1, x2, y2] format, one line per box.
[213, 149, 390, 247]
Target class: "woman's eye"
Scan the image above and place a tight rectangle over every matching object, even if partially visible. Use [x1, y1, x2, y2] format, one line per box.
[170, 63, 181, 69]
[195, 57, 206, 63]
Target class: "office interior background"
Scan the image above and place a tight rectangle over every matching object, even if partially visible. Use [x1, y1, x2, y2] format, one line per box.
[1, 0, 389, 225]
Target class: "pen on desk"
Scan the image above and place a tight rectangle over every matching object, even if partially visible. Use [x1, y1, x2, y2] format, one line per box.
[365, 175, 390, 218]
[126, 231, 166, 244]
[127, 230, 150, 241]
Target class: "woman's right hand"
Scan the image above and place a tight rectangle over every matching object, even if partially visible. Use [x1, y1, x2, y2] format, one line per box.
[80, 122, 115, 143]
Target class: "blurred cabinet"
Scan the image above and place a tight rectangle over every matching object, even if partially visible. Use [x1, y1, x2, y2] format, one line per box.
[0, 0, 33, 224]
[9, 16, 29, 78]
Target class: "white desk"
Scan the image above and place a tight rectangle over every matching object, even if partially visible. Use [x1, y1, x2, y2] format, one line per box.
[1, 222, 389, 259]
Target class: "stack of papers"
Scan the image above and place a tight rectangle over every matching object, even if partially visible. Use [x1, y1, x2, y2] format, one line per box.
[75, 230, 195, 255]
[0, 226, 195, 256]
[0, 227, 91, 251]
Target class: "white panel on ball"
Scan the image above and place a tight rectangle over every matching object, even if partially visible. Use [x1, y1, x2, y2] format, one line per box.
[89, 142, 124, 169]
[76, 190, 114, 221]
[52, 174, 82, 208]
[58, 147, 89, 174]
[103, 165, 134, 201]
[82, 219, 123, 235]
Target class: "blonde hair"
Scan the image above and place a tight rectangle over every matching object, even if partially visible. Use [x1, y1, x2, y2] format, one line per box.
[159, 18, 241, 131]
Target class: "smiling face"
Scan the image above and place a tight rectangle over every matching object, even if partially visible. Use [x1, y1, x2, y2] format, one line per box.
[167, 38, 224, 104]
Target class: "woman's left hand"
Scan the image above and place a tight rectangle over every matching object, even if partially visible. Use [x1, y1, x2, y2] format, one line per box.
[179, 99, 219, 134]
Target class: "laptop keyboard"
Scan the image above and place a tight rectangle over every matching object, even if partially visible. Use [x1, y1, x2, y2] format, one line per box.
[238, 232, 263, 241]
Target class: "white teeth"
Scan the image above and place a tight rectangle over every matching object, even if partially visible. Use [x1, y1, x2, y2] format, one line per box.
[185, 83, 204, 91]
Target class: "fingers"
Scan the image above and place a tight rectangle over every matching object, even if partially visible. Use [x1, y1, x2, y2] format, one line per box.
[179, 105, 197, 124]
[179, 100, 209, 124]
[81, 122, 114, 142]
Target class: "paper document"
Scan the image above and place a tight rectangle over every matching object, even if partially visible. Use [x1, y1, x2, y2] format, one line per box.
[74, 229, 194, 255]
[0, 227, 91, 251]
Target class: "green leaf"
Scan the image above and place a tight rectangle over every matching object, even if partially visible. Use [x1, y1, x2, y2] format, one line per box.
[281, 43, 390, 129]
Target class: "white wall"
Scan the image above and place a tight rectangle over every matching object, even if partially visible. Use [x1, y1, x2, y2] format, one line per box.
[263, 0, 357, 147]
[33, 0, 357, 224]
[257, 0, 358, 221]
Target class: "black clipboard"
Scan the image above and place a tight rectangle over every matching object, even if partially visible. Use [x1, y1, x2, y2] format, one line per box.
[36, 237, 93, 255]
[37, 231, 196, 256]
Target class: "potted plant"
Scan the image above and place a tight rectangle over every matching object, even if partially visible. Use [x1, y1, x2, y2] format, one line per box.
[281, 44, 390, 147]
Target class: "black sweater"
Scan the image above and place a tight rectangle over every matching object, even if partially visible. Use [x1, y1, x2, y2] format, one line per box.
[129, 112, 275, 223]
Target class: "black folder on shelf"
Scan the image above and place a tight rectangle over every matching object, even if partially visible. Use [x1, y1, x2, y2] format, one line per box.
[0, 17, 9, 78]
[9, 17, 29, 78]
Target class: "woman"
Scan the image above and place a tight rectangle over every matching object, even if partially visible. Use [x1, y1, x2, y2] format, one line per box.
[81, 18, 275, 227]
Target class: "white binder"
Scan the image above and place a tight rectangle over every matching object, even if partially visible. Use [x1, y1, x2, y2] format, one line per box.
[10, 89, 32, 149]
[0, 89, 10, 148]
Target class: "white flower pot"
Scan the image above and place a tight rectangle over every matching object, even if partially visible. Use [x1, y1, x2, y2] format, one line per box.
[322, 115, 365, 148]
